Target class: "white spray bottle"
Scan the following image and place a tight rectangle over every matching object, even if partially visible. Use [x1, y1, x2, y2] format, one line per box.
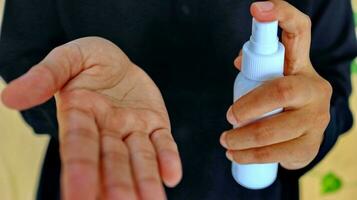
[231, 18, 285, 189]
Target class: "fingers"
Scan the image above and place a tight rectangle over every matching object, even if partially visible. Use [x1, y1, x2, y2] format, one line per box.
[250, 1, 312, 74]
[225, 133, 319, 170]
[221, 110, 308, 150]
[100, 132, 137, 200]
[125, 132, 166, 200]
[151, 129, 182, 187]
[226, 139, 297, 164]
[1, 42, 85, 110]
[58, 108, 99, 200]
[227, 76, 312, 125]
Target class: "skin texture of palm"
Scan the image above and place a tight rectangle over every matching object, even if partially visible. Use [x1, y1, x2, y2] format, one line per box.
[1, 37, 182, 200]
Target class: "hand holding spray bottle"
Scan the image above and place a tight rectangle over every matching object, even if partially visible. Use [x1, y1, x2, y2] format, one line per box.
[231, 18, 285, 189]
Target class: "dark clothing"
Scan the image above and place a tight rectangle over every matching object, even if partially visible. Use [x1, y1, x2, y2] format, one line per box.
[1, 0, 356, 199]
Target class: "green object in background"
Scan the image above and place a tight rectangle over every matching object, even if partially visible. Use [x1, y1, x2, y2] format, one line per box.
[354, 12, 357, 26]
[352, 60, 357, 74]
[321, 172, 343, 194]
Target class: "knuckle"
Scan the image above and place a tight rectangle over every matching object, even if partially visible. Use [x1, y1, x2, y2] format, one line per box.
[319, 79, 333, 99]
[254, 122, 272, 146]
[62, 43, 84, 74]
[320, 113, 331, 126]
[301, 142, 318, 159]
[316, 79, 332, 126]
[302, 14, 312, 29]
[273, 79, 294, 104]
[297, 150, 316, 167]
[311, 146, 320, 160]
[251, 149, 269, 162]
[293, 13, 311, 35]
[308, 147, 319, 161]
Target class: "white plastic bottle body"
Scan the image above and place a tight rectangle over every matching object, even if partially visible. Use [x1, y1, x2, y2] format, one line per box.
[230, 18, 285, 189]
[231, 73, 283, 189]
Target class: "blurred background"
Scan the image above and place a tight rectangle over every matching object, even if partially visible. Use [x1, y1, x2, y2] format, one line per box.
[0, 0, 357, 199]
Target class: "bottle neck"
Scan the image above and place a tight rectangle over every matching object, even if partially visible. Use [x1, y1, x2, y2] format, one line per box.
[249, 35, 279, 55]
[241, 41, 285, 81]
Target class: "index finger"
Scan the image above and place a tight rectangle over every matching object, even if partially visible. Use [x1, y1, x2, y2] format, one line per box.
[251, 1, 312, 74]
[228, 76, 312, 125]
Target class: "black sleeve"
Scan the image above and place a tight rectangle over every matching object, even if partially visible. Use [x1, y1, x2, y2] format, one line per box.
[0, 0, 65, 138]
[284, 0, 357, 177]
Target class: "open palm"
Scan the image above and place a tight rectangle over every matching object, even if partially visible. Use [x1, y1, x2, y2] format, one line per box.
[1, 37, 182, 200]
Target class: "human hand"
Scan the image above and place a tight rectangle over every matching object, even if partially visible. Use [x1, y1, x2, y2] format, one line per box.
[1, 37, 182, 200]
[220, 0, 332, 170]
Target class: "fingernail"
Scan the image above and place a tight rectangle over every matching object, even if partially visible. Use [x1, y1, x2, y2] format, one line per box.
[253, 1, 274, 12]
[226, 106, 238, 125]
[220, 132, 228, 148]
[226, 151, 233, 161]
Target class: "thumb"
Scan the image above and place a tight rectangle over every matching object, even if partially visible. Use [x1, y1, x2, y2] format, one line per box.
[1, 42, 84, 110]
[250, 0, 312, 75]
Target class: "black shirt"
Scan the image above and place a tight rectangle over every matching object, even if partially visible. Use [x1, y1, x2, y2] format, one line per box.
[1, 0, 356, 199]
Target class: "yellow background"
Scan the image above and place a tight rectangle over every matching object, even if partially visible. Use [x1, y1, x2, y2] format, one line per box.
[0, 0, 357, 199]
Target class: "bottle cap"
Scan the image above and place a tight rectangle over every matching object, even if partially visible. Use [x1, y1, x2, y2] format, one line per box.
[241, 18, 285, 81]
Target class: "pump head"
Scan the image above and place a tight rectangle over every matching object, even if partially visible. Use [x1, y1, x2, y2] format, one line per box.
[249, 18, 279, 55]
[241, 18, 285, 81]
